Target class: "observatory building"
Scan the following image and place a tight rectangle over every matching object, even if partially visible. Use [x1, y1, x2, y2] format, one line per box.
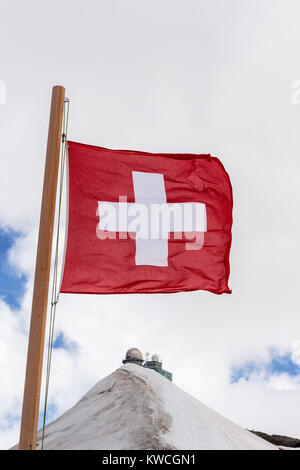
[122, 348, 172, 382]
[144, 354, 173, 382]
[122, 348, 144, 366]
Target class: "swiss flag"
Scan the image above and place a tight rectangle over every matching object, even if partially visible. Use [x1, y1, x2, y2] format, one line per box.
[60, 141, 233, 295]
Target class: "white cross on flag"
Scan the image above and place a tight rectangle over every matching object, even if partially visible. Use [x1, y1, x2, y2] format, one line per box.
[60, 141, 233, 295]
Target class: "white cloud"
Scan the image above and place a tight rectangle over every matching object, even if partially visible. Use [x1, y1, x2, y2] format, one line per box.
[0, 301, 27, 447]
[266, 373, 300, 392]
[291, 341, 300, 366]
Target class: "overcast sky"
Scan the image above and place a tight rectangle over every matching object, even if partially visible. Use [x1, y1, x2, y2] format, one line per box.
[1, 0, 300, 449]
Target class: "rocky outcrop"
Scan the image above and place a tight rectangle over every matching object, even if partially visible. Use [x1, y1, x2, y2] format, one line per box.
[250, 430, 300, 448]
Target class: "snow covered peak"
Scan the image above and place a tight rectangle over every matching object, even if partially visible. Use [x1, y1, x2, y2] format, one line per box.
[33, 363, 276, 450]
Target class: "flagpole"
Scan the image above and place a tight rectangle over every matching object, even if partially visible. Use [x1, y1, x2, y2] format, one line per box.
[19, 85, 65, 450]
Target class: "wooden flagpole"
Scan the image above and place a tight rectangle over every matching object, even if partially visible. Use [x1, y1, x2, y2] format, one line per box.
[19, 85, 65, 450]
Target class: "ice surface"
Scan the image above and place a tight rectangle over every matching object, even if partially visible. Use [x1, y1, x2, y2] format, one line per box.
[19, 364, 278, 450]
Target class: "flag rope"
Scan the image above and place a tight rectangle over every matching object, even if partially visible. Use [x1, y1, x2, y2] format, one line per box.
[41, 97, 70, 449]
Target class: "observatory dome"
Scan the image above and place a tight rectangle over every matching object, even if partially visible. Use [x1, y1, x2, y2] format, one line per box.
[126, 348, 143, 361]
[151, 353, 160, 362]
[122, 348, 144, 366]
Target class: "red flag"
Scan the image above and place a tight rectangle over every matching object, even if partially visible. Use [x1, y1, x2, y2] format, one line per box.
[60, 141, 233, 295]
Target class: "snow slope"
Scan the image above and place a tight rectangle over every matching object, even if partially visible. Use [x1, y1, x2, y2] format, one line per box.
[31, 364, 276, 450]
